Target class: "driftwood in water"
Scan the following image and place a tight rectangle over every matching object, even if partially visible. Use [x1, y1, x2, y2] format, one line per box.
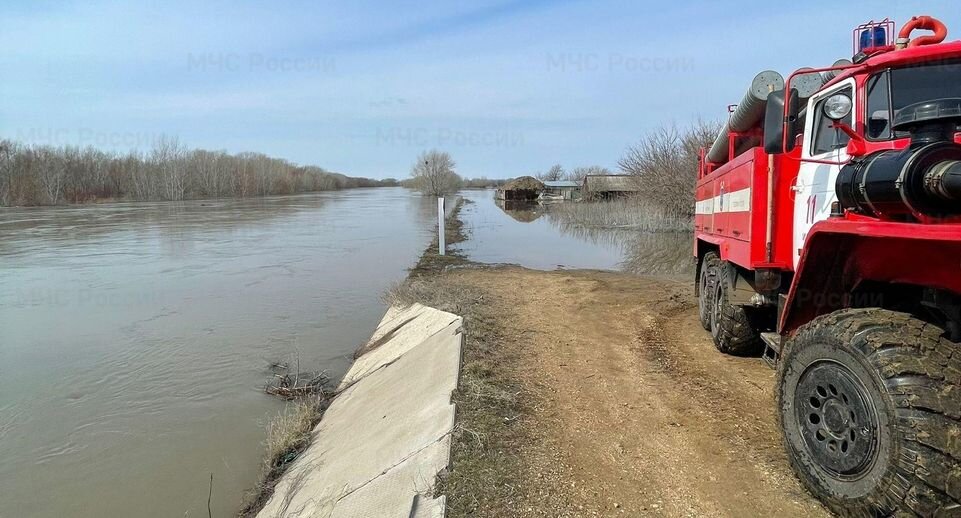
[264, 362, 330, 400]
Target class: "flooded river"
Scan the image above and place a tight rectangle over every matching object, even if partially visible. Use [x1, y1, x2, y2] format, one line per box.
[0, 188, 437, 517]
[0, 187, 690, 517]
[456, 189, 693, 277]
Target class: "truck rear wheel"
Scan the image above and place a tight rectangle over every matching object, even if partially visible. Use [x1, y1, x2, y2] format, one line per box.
[777, 308, 961, 516]
[697, 252, 720, 331]
[709, 261, 761, 355]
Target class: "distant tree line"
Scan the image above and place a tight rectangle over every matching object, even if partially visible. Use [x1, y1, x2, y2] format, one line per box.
[461, 177, 505, 189]
[0, 136, 392, 207]
[398, 175, 501, 191]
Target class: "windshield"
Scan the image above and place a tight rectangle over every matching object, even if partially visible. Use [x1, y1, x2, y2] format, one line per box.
[865, 60, 961, 140]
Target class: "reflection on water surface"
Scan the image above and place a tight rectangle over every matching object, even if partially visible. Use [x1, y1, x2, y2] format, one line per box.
[463, 190, 693, 277]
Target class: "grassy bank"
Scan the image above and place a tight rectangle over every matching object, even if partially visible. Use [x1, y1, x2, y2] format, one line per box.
[239, 396, 327, 517]
[385, 272, 527, 516]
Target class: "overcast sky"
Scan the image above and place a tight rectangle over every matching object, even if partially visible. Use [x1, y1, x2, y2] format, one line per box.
[1, 0, 957, 179]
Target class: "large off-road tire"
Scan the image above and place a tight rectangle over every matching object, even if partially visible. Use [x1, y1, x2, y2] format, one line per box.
[777, 308, 961, 517]
[697, 252, 720, 331]
[709, 261, 762, 355]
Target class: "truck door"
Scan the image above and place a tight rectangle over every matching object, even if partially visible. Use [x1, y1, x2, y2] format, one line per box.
[793, 79, 855, 268]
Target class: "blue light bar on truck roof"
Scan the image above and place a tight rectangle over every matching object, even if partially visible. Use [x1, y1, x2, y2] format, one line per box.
[859, 26, 887, 52]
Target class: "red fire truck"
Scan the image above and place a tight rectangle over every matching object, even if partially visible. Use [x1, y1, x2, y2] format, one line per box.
[694, 16, 960, 516]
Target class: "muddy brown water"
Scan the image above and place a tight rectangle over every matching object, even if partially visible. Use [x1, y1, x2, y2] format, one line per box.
[0, 188, 692, 517]
[0, 188, 440, 517]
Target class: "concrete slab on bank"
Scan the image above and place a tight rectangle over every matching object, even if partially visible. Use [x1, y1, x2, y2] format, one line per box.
[257, 303, 463, 518]
[340, 303, 462, 389]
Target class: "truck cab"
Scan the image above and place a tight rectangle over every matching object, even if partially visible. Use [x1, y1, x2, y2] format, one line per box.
[694, 17, 961, 517]
[791, 48, 961, 269]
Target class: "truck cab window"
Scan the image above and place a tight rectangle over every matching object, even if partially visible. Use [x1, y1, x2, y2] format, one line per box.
[866, 61, 961, 142]
[811, 87, 853, 155]
[866, 71, 892, 140]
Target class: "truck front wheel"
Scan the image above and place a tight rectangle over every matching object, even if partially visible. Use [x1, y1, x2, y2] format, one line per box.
[777, 308, 961, 516]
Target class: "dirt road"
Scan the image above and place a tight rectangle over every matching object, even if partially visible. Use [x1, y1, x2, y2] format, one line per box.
[418, 266, 831, 517]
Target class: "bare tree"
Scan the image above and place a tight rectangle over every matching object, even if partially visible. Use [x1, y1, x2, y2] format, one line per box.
[0, 140, 12, 206]
[191, 150, 220, 197]
[618, 120, 720, 217]
[410, 150, 461, 196]
[242, 153, 273, 196]
[567, 165, 611, 183]
[537, 164, 565, 181]
[151, 136, 188, 200]
[34, 148, 67, 204]
[124, 151, 152, 200]
[86, 148, 110, 197]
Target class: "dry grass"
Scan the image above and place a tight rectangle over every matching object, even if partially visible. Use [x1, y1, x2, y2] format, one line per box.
[384, 275, 482, 316]
[383, 196, 544, 516]
[239, 395, 326, 517]
[548, 196, 692, 233]
[264, 398, 323, 463]
[621, 231, 695, 276]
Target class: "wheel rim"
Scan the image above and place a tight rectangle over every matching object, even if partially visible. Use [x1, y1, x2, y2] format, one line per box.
[794, 360, 881, 479]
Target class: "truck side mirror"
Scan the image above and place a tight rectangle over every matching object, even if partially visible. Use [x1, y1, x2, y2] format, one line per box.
[764, 88, 800, 154]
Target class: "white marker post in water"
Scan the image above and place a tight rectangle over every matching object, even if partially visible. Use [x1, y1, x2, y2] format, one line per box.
[438, 197, 446, 256]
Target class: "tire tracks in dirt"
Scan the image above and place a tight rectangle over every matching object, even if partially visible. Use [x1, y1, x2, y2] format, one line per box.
[453, 266, 830, 517]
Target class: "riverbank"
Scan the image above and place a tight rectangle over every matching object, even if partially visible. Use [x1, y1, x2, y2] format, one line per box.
[389, 266, 829, 516]
[239, 197, 468, 516]
[251, 301, 462, 517]
[0, 138, 393, 207]
[381, 206, 830, 516]
[240, 194, 828, 516]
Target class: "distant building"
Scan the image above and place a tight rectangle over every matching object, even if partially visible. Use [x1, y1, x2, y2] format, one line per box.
[496, 176, 544, 201]
[541, 180, 580, 201]
[582, 174, 639, 199]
